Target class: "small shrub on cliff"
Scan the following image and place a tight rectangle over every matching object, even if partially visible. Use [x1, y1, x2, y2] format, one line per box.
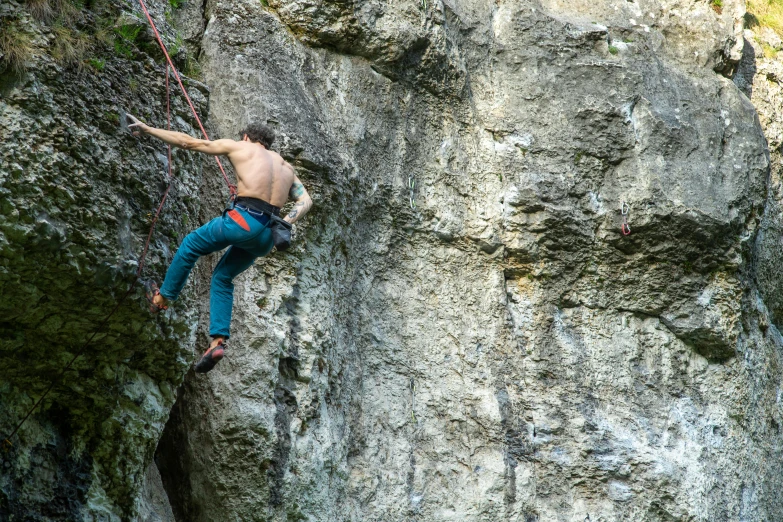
[87, 57, 105, 71]
[0, 22, 34, 73]
[112, 24, 141, 59]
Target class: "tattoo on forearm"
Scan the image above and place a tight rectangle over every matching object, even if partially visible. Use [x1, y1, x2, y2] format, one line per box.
[285, 200, 311, 224]
[290, 182, 305, 199]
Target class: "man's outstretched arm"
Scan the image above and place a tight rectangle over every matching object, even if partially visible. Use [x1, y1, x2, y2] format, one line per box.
[284, 174, 313, 224]
[127, 114, 239, 156]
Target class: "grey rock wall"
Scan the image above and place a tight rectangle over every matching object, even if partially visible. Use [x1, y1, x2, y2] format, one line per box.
[0, 0, 209, 519]
[155, 0, 783, 521]
[2, 0, 783, 520]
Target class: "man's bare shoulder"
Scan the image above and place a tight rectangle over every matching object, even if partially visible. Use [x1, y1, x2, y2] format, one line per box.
[265, 149, 285, 162]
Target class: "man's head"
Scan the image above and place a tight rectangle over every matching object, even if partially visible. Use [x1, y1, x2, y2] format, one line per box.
[240, 123, 275, 149]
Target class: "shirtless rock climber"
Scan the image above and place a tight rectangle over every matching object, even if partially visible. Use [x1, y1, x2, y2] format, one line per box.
[127, 114, 312, 373]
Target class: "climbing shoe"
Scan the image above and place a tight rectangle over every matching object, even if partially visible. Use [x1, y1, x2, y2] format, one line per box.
[145, 281, 168, 314]
[195, 339, 225, 373]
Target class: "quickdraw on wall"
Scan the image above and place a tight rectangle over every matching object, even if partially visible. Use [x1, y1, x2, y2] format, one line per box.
[621, 201, 631, 236]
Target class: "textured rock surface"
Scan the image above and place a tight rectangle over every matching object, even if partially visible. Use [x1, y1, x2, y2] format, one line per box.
[0, 0, 208, 519]
[3, 0, 783, 520]
[153, 0, 783, 521]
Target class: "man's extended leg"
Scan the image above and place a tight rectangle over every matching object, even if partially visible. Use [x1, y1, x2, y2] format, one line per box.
[158, 217, 228, 303]
[208, 246, 258, 339]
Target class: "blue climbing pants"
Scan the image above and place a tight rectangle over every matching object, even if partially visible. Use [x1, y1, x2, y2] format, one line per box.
[159, 206, 274, 339]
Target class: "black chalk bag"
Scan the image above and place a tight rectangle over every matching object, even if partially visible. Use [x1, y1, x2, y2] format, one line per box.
[269, 217, 292, 251]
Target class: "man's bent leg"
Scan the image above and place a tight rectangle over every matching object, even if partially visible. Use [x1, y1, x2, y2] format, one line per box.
[208, 246, 258, 339]
[160, 217, 228, 302]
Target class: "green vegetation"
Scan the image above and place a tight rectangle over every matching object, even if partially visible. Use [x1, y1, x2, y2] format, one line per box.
[113, 24, 142, 59]
[104, 111, 120, 126]
[87, 57, 106, 71]
[747, 0, 783, 35]
[0, 22, 34, 73]
[167, 34, 184, 57]
[11, 0, 202, 76]
[51, 23, 89, 66]
[26, 0, 82, 24]
[184, 55, 202, 79]
[760, 41, 780, 57]
[608, 45, 619, 55]
[747, 0, 783, 57]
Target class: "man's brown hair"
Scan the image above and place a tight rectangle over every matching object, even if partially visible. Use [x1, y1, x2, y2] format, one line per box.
[240, 123, 275, 149]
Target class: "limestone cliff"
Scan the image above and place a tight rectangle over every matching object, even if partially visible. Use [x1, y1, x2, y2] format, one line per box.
[2, 0, 783, 520]
[155, 0, 783, 520]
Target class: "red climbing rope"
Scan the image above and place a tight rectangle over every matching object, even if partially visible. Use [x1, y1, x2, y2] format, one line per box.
[3, 1, 223, 449]
[136, 0, 235, 194]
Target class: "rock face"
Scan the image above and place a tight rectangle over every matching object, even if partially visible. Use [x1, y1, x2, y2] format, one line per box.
[154, 0, 783, 521]
[2, 0, 783, 520]
[0, 0, 209, 519]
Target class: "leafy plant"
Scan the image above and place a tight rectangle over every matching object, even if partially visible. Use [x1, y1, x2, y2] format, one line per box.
[113, 39, 133, 58]
[87, 57, 106, 70]
[113, 24, 141, 59]
[0, 23, 34, 73]
[115, 24, 142, 41]
[608, 45, 619, 55]
[169, 0, 185, 8]
[710, 0, 723, 14]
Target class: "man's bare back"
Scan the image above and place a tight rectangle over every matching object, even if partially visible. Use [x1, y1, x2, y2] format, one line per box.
[225, 142, 294, 207]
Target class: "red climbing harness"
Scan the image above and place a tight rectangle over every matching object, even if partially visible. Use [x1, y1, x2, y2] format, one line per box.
[2, 0, 230, 450]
